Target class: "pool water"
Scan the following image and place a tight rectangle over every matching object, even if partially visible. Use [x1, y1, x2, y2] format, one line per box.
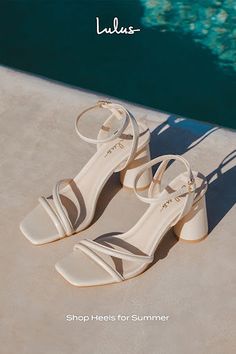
[0, 0, 236, 129]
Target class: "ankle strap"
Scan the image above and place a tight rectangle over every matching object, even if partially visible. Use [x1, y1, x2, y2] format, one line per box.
[134, 155, 196, 221]
[75, 101, 140, 169]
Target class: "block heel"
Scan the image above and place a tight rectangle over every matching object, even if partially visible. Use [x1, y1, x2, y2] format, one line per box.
[174, 195, 208, 242]
[56, 154, 209, 287]
[120, 144, 152, 190]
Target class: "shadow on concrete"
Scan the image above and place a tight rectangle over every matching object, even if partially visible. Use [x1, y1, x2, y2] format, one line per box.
[145, 145, 236, 267]
[149, 118, 235, 236]
[89, 118, 235, 276]
[93, 173, 122, 224]
[93, 115, 222, 250]
[95, 114, 219, 218]
[149, 114, 219, 159]
[65, 114, 234, 243]
[206, 150, 236, 233]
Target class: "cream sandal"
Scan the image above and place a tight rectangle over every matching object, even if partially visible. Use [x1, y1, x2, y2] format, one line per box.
[55, 155, 208, 286]
[20, 101, 151, 245]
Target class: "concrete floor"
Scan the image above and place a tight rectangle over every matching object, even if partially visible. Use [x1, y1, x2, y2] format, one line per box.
[0, 66, 236, 354]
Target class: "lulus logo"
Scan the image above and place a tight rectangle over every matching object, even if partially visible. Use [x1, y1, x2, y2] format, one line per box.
[96, 17, 141, 35]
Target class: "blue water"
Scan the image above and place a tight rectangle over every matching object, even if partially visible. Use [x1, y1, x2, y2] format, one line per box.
[0, 0, 236, 129]
[141, 0, 236, 73]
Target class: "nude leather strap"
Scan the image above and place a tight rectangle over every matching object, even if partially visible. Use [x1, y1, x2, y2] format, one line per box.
[134, 155, 196, 222]
[76, 243, 124, 282]
[73, 238, 153, 282]
[75, 101, 140, 170]
[52, 179, 74, 235]
[76, 239, 154, 263]
[38, 196, 65, 237]
[75, 101, 127, 144]
[39, 179, 74, 237]
[39, 102, 140, 238]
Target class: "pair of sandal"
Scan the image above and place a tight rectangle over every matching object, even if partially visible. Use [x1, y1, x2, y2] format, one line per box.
[20, 101, 208, 287]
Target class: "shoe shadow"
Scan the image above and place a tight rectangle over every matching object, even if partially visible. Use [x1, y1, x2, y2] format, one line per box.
[144, 115, 220, 261]
[149, 114, 219, 159]
[143, 150, 235, 269]
[206, 150, 236, 233]
[91, 115, 224, 267]
[65, 116, 234, 269]
[93, 114, 218, 223]
[87, 119, 235, 277]
[94, 230, 178, 275]
[93, 173, 122, 223]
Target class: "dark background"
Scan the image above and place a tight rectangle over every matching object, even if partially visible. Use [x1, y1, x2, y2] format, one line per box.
[0, 0, 236, 129]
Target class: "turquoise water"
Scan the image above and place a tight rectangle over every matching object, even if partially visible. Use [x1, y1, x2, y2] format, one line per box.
[141, 0, 236, 72]
[0, 0, 236, 129]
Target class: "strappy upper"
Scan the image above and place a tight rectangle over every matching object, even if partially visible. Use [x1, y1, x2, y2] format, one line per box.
[75, 101, 140, 170]
[37, 101, 141, 238]
[20, 101, 150, 244]
[134, 154, 196, 223]
[56, 155, 206, 286]
[39, 179, 74, 237]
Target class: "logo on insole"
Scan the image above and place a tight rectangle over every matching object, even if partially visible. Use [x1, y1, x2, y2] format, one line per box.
[104, 140, 125, 158]
[161, 196, 181, 211]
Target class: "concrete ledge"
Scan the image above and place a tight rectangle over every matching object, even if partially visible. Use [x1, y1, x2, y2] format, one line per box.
[0, 66, 235, 354]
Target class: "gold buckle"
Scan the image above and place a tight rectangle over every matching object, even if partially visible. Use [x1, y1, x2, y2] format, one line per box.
[187, 178, 195, 193]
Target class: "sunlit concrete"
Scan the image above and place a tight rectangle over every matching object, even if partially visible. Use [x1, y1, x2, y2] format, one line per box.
[0, 66, 235, 354]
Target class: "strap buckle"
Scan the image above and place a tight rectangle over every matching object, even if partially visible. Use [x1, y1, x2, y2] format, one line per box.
[187, 177, 195, 193]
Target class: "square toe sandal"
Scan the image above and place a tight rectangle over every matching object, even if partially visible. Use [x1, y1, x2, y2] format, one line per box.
[55, 154, 208, 287]
[20, 101, 152, 245]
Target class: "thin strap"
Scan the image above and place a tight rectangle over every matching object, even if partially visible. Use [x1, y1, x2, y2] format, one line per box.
[75, 242, 124, 282]
[75, 239, 154, 263]
[38, 196, 65, 237]
[75, 101, 127, 144]
[39, 179, 75, 237]
[52, 179, 74, 236]
[75, 101, 140, 170]
[134, 155, 196, 221]
[40, 102, 140, 238]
